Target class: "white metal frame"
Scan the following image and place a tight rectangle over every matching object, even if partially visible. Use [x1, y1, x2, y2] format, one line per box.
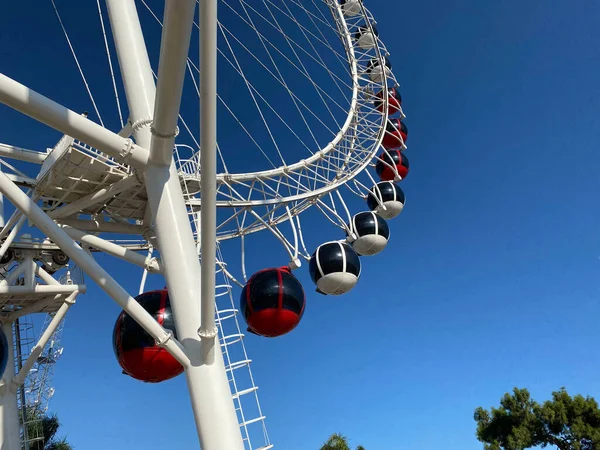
[0, 0, 401, 447]
[106, 0, 243, 447]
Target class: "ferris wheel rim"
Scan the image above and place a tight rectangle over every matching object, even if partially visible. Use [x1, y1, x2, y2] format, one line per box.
[176, 0, 393, 206]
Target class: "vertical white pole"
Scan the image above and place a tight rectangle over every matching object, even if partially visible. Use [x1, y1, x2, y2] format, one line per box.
[0, 166, 5, 230]
[198, 0, 218, 340]
[0, 322, 20, 450]
[105, 1, 244, 448]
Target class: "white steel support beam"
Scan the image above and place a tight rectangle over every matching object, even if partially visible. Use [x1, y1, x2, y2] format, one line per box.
[0, 322, 20, 450]
[0, 215, 26, 261]
[24, 257, 37, 289]
[199, 0, 218, 339]
[6, 295, 62, 321]
[11, 291, 77, 388]
[0, 144, 47, 164]
[106, 1, 244, 448]
[0, 166, 3, 229]
[34, 265, 61, 285]
[0, 74, 149, 169]
[4, 174, 36, 188]
[0, 209, 23, 240]
[0, 284, 84, 295]
[61, 226, 162, 273]
[0, 261, 27, 287]
[56, 218, 144, 235]
[48, 174, 141, 219]
[0, 171, 190, 368]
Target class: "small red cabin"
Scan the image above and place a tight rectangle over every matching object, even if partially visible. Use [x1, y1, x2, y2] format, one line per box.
[375, 150, 409, 181]
[113, 290, 183, 383]
[382, 118, 408, 149]
[375, 87, 402, 115]
[241, 267, 305, 338]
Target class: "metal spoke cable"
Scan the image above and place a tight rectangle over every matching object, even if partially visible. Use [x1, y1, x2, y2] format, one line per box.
[49, 0, 104, 127]
[265, 0, 351, 80]
[241, 0, 347, 63]
[273, 0, 345, 126]
[184, 58, 276, 170]
[236, 0, 323, 157]
[96, 0, 125, 128]
[140, 0, 277, 171]
[217, 21, 288, 165]
[305, 0, 353, 67]
[217, 22, 342, 138]
[290, 0, 350, 97]
[224, 0, 352, 97]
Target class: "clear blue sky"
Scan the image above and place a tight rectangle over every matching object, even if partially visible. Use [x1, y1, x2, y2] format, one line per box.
[1, 1, 600, 449]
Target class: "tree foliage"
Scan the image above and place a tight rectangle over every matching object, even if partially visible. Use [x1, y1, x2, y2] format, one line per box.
[24, 408, 73, 450]
[474, 387, 600, 450]
[320, 433, 365, 450]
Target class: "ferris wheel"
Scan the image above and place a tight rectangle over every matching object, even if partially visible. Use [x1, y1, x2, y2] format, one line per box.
[0, 0, 412, 448]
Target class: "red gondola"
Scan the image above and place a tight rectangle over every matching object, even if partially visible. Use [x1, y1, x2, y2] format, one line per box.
[375, 150, 409, 181]
[382, 118, 408, 149]
[374, 87, 402, 115]
[113, 289, 183, 383]
[241, 267, 305, 338]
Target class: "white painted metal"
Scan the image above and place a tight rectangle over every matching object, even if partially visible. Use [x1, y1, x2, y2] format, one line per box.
[198, 0, 218, 339]
[0, 264, 26, 288]
[61, 226, 162, 273]
[0, 144, 47, 164]
[47, 175, 140, 219]
[34, 266, 61, 286]
[0, 211, 23, 241]
[0, 285, 82, 296]
[0, 214, 22, 264]
[0, 166, 4, 230]
[0, 171, 190, 368]
[168, 0, 396, 246]
[55, 219, 143, 235]
[7, 297, 62, 322]
[0, 74, 149, 169]
[11, 292, 76, 388]
[0, 0, 404, 447]
[106, 0, 244, 447]
[0, 322, 20, 450]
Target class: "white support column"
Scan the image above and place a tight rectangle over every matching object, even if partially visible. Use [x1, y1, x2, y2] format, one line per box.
[106, 1, 244, 448]
[0, 166, 4, 230]
[198, 0, 219, 341]
[23, 258, 34, 290]
[0, 322, 20, 450]
[0, 215, 25, 263]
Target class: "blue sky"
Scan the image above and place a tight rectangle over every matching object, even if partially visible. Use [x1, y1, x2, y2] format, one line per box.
[1, 1, 600, 449]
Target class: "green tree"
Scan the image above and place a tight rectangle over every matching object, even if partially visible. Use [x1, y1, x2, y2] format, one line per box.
[320, 433, 365, 450]
[474, 387, 600, 450]
[24, 408, 73, 450]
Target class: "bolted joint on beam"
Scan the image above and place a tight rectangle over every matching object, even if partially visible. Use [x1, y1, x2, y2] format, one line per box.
[198, 326, 219, 339]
